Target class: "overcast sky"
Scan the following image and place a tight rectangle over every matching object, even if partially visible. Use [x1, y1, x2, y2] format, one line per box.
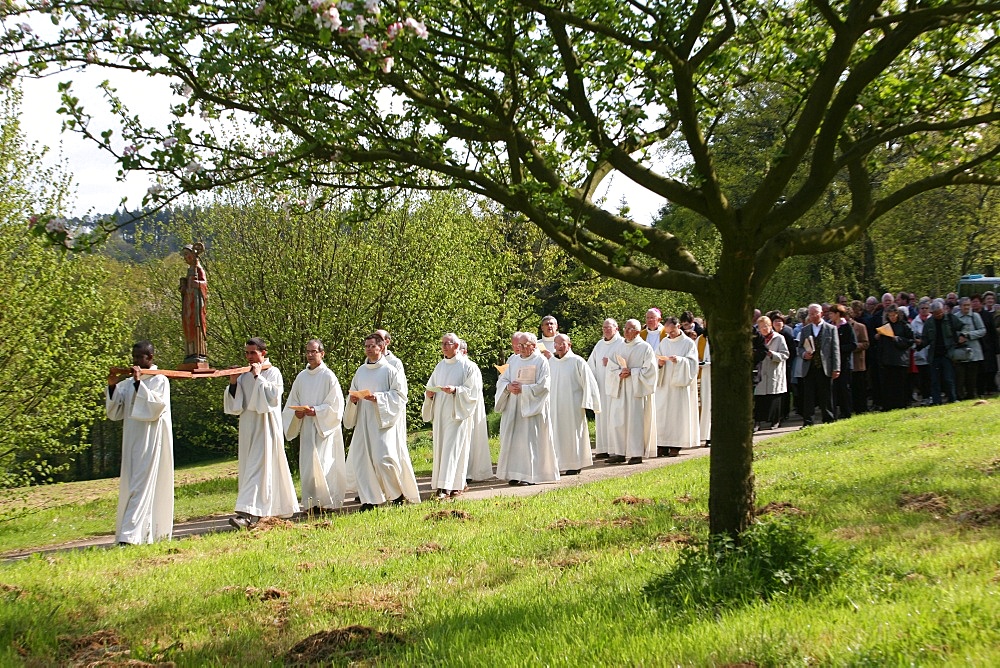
[18, 72, 663, 224]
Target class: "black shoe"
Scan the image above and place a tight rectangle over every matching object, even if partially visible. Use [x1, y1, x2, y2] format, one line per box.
[508, 480, 521, 486]
[229, 516, 251, 530]
[564, 469, 580, 475]
[593, 452, 610, 460]
[517, 481, 533, 486]
[358, 503, 375, 512]
[703, 440, 710, 448]
[627, 457, 643, 465]
[665, 447, 681, 457]
[391, 495, 406, 506]
[606, 455, 626, 464]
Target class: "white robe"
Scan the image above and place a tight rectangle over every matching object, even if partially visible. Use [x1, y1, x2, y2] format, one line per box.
[282, 363, 347, 510]
[605, 338, 658, 458]
[106, 367, 174, 544]
[587, 333, 623, 455]
[224, 365, 299, 518]
[549, 350, 602, 470]
[421, 356, 477, 491]
[464, 357, 494, 481]
[344, 357, 421, 504]
[697, 336, 712, 443]
[655, 334, 701, 449]
[495, 351, 560, 483]
[540, 336, 557, 355]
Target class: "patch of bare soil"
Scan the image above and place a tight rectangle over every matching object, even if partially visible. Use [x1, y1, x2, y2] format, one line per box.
[415, 541, 443, 555]
[549, 555, 589, 569]
[756, 501, 805, 517]
[1, 582, 26, 598]
[973, 399, 989, 406]
[899, 492, 950, 514]
[613, 495, 653, 506]
[982, 458, 1000, 475]
[220, 586, 289, 601]
[250, 517, 294, 532]
[423, 509, 470, 521]
[953, 504, 1000, 527]
[328, 588, 406, 617]
[654, 532, 697, 548]
[284, 625, 404, 665]
[546, 516, 644, 530]
[675, 494, 694, 504]
[57, 629, 174, 667]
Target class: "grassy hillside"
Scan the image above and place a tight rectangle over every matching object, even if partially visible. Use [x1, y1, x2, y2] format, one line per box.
[1, 401, 998, 666]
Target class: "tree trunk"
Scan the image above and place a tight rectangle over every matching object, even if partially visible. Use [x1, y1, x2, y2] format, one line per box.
[703, 285, 756, 538]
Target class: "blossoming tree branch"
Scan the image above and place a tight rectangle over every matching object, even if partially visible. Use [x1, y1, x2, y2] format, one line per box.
[3, 0, 1000, 537]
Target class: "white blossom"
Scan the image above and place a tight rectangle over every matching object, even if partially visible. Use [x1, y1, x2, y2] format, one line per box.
[163, 137, 178, 148]
[364, 0, 380, 15]
[358, 35, 379, 53]
[185, 160, 202, 174]
[380, 57, 394, 73]
[147, 184, 166, 197]
[17, 23, 33, 35]
[404, 17, 428, 39]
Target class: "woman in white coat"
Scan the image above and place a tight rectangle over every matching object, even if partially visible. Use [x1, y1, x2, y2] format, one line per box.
[754, 316, 789, 430]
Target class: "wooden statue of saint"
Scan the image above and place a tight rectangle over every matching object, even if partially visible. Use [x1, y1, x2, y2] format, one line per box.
[180, 242, 208, 365]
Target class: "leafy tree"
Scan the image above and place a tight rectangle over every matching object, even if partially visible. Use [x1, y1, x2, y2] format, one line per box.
[0, 89, 132, 487]
[5, 1, 1000, 536]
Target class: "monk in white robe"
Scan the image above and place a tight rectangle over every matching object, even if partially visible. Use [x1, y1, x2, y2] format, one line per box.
[695, 332, 712, 446]
[539, 315, 559, 359]
[105, 341, 173, 545]
[460, 340, 494, 481]
[225, 338, 299, 527]
[655, 318, 701, 453]
[587, 318, 623, 459]
[495, 333, 560, 485]
[549, 334, 602, 473]
[639, 308, 665, 349]
[605, 319, 658, 463]
[282, 339, 347, 512]
[422, 333, 477, 498]
[344, 333, 421, 508]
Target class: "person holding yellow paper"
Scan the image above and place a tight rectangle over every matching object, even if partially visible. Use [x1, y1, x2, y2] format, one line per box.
[654, 317, 700, 454]
[587, 318, 622, 460]
[604, 319, 658, 464]
[422, 333, 477, 499]
[282, 339, 346, 513]
[495, 333, 559, 486]
[344, 332, 420, 510]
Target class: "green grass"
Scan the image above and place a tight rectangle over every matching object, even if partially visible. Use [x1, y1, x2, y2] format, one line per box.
[1, 402, 999, 666]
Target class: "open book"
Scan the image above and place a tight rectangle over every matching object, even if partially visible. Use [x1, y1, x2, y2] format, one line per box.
[515, 365, 537, 384]
[349, 389, 373, 400]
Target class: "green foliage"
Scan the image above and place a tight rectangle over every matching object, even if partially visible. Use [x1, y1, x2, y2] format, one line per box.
[0, 89, 133, 487]
[645, 517, 848, 617]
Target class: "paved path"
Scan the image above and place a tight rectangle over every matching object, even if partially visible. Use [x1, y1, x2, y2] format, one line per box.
[2, 424, 797, 562]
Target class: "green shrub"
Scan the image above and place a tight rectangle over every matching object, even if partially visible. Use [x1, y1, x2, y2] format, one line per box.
[645, 517, 848, 616]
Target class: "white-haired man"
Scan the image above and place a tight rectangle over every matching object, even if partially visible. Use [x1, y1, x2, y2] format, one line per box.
[605, 319, 657, 464]
[549, 333, 602, 474]
[587, 318, 623, 459]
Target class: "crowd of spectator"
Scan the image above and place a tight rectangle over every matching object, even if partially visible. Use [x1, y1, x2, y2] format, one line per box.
[753, 291, 999, 429]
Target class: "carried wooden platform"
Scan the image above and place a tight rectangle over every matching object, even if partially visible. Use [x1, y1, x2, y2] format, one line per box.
[108, 364, 268, 380]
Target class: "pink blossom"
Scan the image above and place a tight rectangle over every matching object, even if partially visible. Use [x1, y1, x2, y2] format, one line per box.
[358, 35, 379, 53]
[163, 137, 178, 148]
[380, 57, 394, 73]
[354, 15, 367, 32]
[387, 21, 403, 40]
[340, 1, 354, 11]
[17, 23, 33, 35]
[364, 0, 380, 15]
[123, 144, 138, 156]
[404, 17, 428, 39]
